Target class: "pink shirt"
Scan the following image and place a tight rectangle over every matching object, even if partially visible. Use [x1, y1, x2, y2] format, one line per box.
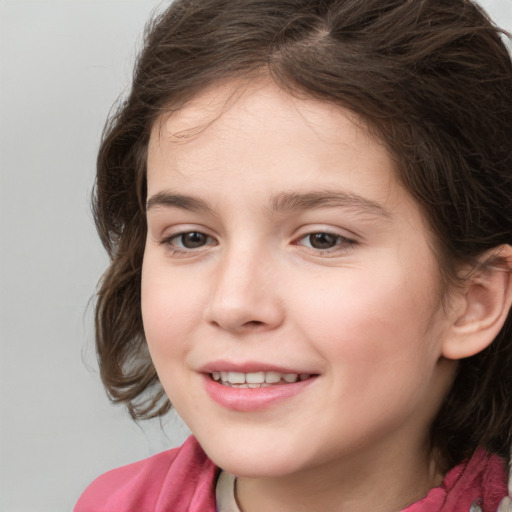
[74, 436, 507, 512]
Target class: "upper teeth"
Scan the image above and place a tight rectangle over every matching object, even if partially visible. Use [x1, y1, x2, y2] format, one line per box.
[211, 371, 310, 386]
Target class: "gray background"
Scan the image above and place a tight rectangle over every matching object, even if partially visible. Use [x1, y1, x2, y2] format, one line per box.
[0, 1, 511, 510]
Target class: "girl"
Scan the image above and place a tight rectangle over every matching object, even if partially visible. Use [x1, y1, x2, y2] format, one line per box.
[75, 0, 512, 510]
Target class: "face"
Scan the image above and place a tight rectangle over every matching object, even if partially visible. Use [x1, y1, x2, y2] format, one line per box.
[142, 81, 457, 480]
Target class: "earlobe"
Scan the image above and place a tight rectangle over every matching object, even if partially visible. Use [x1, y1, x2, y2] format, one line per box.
[442, 245, 512, 360]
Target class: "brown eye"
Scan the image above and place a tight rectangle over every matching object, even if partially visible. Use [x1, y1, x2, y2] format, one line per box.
[296, 231, 357, 255]
[162, 231, 216, 252]
[177, 232, 209, 249]
[307, 233, 340, 250]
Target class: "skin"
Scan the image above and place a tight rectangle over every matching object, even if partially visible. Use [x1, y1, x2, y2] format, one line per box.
[142, 81, 461, 512]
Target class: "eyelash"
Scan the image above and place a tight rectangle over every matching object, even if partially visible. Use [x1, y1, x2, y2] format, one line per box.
[159, 230, 357, 256]
[295, 232, 357, 254]
[160, 231, 217, 254]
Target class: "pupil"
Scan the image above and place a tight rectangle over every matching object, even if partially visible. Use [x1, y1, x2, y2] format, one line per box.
[310, 233, 337, 249]
[182, 232, 206, 248]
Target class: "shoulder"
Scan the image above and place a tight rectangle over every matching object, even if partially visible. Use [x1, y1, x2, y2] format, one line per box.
[74, 436, 219, 512]
[404, 448, 508, 512]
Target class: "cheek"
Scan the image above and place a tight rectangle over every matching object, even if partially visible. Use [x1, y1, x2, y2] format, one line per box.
[291, 256, 442, 375]
[294, 263, 446, 435]
[141, 255, 201, 361]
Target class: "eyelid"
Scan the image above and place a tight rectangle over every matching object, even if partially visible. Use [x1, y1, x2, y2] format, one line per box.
[158, 225, 218, 255]
[157, 222, 215, 240]
[154, 223, 358, 258]
[292, 227, 358, 255]
[166, 232, 216, 248]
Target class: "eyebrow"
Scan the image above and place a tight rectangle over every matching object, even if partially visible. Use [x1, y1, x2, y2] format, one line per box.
[146, 190, 392, 219]
[146, 192, 214, 213]
[269, 191, 392, 218]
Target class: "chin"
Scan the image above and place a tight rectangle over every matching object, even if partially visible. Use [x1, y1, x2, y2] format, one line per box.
[197, 432, 307, 478]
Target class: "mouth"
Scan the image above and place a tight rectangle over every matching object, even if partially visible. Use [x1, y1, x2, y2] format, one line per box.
[210, 371, 314, 388]
[202, 367, 318, 411]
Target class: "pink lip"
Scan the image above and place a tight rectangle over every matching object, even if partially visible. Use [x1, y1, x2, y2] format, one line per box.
[199, 360, 311, 374]
[200, 369, 318, 412]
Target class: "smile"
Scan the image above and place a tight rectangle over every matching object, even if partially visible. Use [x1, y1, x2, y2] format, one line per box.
[211, 371, 312, 387]
[203, 370, 318, 412]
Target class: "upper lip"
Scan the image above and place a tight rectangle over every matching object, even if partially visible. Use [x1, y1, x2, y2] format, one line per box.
[198, 360, 316, 375]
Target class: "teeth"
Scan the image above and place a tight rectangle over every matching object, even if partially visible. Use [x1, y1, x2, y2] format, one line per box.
[228, 372, 245, 384]
[265, 371, 281, 383]
[246, 372, 265, 384]
[211, 371, 311, 386]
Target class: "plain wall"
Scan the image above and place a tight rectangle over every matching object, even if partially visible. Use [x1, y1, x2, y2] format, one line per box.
[0, 1, 511, 510]
[0, 2, 191, 512]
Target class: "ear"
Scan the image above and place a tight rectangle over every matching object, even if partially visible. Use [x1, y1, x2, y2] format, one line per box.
[442, 245, 512, 360]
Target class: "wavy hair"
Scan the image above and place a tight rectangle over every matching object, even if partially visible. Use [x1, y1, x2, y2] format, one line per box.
[92, 0, 512, 470]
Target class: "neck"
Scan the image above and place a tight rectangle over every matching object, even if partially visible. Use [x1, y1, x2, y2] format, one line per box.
[235, 442, 443, 512]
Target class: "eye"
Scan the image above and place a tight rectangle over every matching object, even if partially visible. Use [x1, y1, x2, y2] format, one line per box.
[296, 232, 356, 252]
[161, 231, 216, 251]
[304, 233, 339, 250]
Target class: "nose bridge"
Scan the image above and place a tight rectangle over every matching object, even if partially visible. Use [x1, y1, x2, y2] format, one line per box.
[206, 236, 283, 332]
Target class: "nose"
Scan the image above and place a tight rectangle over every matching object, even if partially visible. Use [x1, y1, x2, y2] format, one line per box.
[204, 243, 285, 334]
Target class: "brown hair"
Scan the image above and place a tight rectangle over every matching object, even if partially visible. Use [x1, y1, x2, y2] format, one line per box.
[93, 0, 512, 470]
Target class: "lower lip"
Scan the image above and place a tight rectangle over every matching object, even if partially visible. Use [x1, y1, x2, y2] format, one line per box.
[202, 374, 317, 412]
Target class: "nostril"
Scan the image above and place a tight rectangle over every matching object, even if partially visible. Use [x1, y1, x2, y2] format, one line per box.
[244, 320, 264, 327]
[209, 319, 263, 328]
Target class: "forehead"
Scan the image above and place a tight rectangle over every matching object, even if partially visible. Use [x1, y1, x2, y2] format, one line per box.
[147, 80, 393, 192]
[151, 78, 379, 145]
